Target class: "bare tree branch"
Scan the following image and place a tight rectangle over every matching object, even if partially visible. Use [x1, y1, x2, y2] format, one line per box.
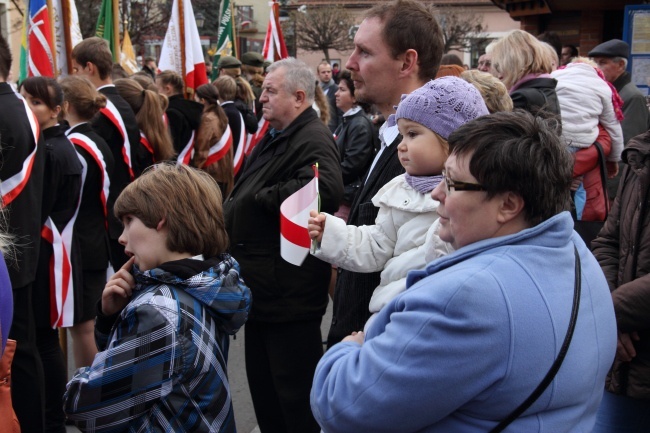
[291, 5, 354, 62]
[434, 7, 488, 53]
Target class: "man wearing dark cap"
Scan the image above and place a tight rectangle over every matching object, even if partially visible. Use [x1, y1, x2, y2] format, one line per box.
[242, 51, 265, 118]
[590, 39, 650, 145]
[216, 55, 242, 79]
[590, 39, 650, 197]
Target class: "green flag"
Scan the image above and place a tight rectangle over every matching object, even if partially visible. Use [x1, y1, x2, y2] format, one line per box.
[95, 0, 119, 62]
[213, 0, 236, 80]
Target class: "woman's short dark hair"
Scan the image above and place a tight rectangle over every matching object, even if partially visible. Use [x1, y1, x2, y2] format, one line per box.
[448, 110, 572, 226]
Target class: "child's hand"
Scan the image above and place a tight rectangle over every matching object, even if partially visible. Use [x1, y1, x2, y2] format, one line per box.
[102, 257, 136, 316]
[308, 210, 326, 243]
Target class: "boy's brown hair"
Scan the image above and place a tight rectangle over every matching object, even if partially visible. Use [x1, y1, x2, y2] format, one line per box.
[71, 37, 113, 80]
[114, 164, 229, 257]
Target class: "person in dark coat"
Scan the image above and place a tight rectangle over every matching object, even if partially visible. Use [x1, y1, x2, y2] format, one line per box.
[60, 76, 115, 371]
[326, 0, 444, 347]
[19, 76, 83, 433]
[592, 129, 650, 433]
[317, 61, 341, 133]
[223, 58, 343, 433]
[0, 33, 47, 433]
[71, 37, 147, 271]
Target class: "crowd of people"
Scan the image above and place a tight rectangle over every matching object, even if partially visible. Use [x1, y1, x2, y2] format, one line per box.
[0, 0, 649, 432]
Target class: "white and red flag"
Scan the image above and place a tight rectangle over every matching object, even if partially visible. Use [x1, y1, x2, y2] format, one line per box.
[26, 0, 55, 77]
[280, 165, 319, 266]
[159, 0, 208, 97]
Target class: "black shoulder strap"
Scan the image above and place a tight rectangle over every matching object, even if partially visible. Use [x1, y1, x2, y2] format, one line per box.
[593, 141, 609, 220]
[489, 246, 581, 433]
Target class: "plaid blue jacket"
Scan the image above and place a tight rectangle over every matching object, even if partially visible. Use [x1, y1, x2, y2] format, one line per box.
[64, 254, 251, 432]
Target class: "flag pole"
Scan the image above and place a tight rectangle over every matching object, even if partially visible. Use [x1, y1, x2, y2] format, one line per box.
[178, 0, 188, 98]
[47, 0, 58, 75]
[231, 0, 238, 59]
[61, 0, 74, 74]
[112, 0, 121, 62]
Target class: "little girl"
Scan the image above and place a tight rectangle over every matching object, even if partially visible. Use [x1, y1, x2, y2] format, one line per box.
[309, 77, 489, 329]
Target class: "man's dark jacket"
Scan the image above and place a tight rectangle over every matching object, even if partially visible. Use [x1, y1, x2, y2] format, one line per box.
[224, 108, 343, 322]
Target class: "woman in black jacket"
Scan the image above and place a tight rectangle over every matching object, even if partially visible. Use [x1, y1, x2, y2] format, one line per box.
[332, 70, 377, 221]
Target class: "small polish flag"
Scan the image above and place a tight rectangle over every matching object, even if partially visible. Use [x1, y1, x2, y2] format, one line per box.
[280, 165, 319, 266]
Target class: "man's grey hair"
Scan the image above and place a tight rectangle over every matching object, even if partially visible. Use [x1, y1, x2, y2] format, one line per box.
[612, 56, 628, 69]
[267, 58, 316, 104]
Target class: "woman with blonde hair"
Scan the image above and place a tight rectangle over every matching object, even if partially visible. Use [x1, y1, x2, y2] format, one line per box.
[194, 83, 234, 197]
[234, 76, 258, 135]
[490, 29, 561, 117]
[461, 69, 513, 113]
[59, 76, 115, 370]
[115, 78, 175, 163]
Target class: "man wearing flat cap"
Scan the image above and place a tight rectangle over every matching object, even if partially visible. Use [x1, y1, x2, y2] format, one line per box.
[590, 39, 650, 145]
[590, 39, 650, 197]
[241, 51, 265, 117]
[217, 55, 242, 79]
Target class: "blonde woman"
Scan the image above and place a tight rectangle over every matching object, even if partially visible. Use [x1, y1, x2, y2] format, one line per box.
[490, 29, 561, 117]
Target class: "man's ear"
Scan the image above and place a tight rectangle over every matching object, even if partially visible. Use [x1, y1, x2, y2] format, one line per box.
[496, 191, 525, 224]
[295, 89, 306, 106]
[156, 218, 166, 231]
[399, 49, 419, 77]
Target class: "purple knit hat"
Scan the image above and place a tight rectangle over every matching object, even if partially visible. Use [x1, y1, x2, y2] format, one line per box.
[393, 76, 489, 140]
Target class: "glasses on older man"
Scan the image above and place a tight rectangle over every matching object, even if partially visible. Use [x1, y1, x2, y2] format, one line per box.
[442, 170, 486, 194]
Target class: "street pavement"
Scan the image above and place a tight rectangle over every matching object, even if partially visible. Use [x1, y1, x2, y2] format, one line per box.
[67, 299, 333, 433]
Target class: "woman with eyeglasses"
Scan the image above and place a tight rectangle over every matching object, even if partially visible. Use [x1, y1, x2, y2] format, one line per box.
[308, 77, 488, 330]
[310, 110, 616, 433]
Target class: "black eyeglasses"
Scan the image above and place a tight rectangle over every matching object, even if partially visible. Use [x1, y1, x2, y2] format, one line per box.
[442, 170, 486, 193]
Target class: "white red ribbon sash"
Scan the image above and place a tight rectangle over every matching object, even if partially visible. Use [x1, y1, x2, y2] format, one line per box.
[204, 125, 233, 167]
[176, 130, 196, 165]
[68, 132, 111, 228]
[41, 216, 75, 328]
[140, 132, 155, 161]
[232, 112, 247, 175]
[1, 96, 40, 206]
[100, 100, 134, 180]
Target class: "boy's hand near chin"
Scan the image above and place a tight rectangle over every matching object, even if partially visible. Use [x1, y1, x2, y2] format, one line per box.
[102, 256, 136, 316]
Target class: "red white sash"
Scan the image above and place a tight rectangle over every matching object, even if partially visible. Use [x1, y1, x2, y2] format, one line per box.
[100, 100, 134, 180]
[176, 130, 196, 166]
[41, 216, 76, 328]
[232, 112, 247, 175]
[244, 117, 269, 157]
[1, 95, 40, 205]
[68, 132, 111, 228]
[140, 132, 155, 162]
[204, 125, 233, 167]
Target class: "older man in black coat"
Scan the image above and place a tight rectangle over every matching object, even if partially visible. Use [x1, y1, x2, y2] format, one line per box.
[224, 58, 343, 433]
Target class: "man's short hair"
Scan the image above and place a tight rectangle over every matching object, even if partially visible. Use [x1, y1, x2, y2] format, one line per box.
[448, 110, 572, 226]
[71, 37, 114, 80]
[0, 34, 11, 80]
[317, 61, 331, 72]
[364, 0, 444, 81]
[114, 163, 229, 257]
[267, 58, 316, 104]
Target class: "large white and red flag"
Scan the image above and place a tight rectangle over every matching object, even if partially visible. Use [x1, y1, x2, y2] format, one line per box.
[159, 0, 208, 97]
[24, 0, 56, 77]
[280, 165, 319, 266]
